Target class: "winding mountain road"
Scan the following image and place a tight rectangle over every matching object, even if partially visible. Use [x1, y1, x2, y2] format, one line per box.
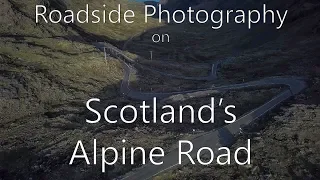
[93, 42, 306, 180]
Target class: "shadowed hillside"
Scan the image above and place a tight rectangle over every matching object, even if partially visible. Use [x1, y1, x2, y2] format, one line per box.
[121, 0, 320, 179]
[0, 0, 162, 179]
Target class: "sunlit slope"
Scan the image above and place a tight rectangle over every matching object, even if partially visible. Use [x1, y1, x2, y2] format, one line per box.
[3, 0, 161, 41]
[68, 0, 162, 41]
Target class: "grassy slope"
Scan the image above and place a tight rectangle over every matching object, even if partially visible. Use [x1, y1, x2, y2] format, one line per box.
[64, 0, 162, 41]
[4, 0, 161, 40]
[0, 0, 128, 123]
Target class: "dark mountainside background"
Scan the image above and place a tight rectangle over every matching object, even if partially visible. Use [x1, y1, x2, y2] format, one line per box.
[0, 0, 319, 179]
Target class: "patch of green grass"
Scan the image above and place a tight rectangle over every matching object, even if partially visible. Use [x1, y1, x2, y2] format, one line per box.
[26, 37, 95, 53]
[69, 0, 163, 41]
[0, 38, 122, 82]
